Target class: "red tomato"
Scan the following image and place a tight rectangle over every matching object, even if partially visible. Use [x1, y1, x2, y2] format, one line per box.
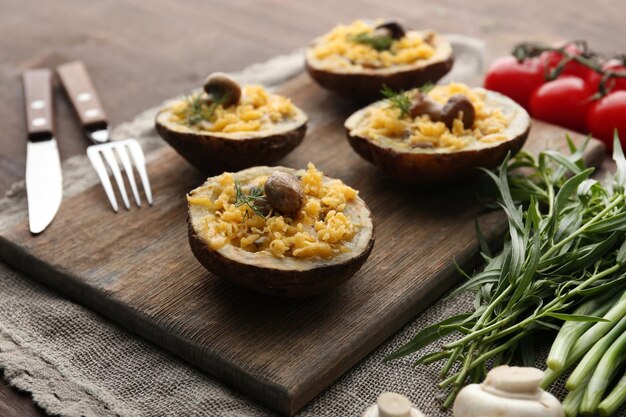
[484, 56, 545, 109]
[586, 91, 626, 151]
[529, 76, 594, 133]
[585, 59, 626, 93]
[540, 43, 592, 79]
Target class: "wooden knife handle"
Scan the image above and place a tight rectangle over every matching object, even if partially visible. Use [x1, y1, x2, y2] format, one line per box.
[57, 61, 108, 129]
[22, 69, 54, 140]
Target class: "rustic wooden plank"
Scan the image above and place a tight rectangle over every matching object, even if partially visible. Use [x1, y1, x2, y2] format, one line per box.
[0, 74, 606, 415]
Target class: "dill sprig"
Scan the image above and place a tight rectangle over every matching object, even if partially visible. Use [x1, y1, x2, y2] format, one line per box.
[234, 181, 268, 218]
[350, 32, 394, 52]
[183, 92, 230, 126]
[381, 85, 411, 118]
[184, 94, 206, 126]
[419, 82, 435, 94]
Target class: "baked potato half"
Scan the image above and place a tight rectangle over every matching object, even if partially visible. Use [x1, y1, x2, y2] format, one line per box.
[187, 165, 375, 297]
[156, 73, 308, 174]
[344, 83, 531, 184]
[305, 20, 453, 102]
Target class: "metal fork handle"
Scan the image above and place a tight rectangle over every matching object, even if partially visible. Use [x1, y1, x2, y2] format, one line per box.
[57, 61, 108, 136]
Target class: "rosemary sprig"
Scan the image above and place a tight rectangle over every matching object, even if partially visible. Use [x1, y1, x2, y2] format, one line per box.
[381, 85, 411, 118]
[386, 134, 626, 408]
[350, 32, 394, 52]
[234, 181, 268, 218]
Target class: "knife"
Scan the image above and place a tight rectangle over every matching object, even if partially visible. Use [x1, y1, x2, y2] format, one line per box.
[22, 69, 63, 234]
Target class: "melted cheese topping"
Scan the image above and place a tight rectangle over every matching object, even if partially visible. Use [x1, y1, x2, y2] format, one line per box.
[311, 20, 435, 69]
[188, 164, 360, 260]
[168, 85, 297, 133]
[358, 83, 512, 150]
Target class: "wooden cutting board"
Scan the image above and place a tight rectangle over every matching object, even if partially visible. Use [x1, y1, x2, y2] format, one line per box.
[0, 74, 606, 416]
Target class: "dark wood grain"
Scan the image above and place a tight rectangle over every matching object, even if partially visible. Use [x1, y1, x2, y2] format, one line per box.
[0, 381, 45, 417]
[2, 1, 625, 415]
[0, 73, 606, 415]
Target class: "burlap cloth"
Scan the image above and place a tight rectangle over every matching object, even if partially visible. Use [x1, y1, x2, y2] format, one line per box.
[1, 37, 616, 417]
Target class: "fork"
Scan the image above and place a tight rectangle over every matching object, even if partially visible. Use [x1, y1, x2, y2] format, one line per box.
[57, 61, 153, 212]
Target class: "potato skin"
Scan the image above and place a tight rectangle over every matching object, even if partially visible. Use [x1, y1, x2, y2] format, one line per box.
[346, 125, 530, 185]
[305, 54, 453, 103]
[188, 221, 375, 297]
[155, 114, 306, 174]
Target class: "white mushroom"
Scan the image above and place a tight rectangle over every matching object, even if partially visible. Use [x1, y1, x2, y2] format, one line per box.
[362, 392, 425, 417]
[453, 366, 564, 417]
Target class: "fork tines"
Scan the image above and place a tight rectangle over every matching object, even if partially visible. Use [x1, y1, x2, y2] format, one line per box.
[87, 139, 153, 212]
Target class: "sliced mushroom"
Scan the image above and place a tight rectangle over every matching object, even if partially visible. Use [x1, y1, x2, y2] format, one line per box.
[441, 94, 475, 130]
[410, 93, 443, 121]
[409, 93, 476, 130]
[203, 72, 241, 108]
[423, 31, 435, 45]
[264, 171, 304, 215]
[374, 20, 406, 39]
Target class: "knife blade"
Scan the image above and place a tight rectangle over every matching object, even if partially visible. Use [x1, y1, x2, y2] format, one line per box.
[22, 69, 63, 234]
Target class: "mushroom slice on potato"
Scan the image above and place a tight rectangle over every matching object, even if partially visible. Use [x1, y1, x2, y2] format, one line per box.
[344, 88, 531, 185]
[187, 166, 375, 297]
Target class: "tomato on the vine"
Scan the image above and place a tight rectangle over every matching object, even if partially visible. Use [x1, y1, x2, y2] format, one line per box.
[540, 43, 592, 80]
[585, 59, 626, 93]
[483, 56, 545, 109]
[586, 91, 626, 151]
[529, 76, 594, 133]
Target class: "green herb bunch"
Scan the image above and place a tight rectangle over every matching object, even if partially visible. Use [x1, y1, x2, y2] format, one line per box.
[386, 134, 626, 408]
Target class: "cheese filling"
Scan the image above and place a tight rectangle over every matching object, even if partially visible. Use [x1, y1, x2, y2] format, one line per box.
[311, 20, 436, 69]
[188, 164, 360, 260]
[354, 83, 512, 150]
[168, 85, 297, 133]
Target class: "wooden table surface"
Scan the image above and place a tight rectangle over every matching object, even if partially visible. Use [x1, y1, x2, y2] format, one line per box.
[1, 0, 624, 415]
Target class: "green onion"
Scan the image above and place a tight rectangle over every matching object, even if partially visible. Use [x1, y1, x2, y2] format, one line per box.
[542, 290, 626, 388]
[580, 328, 626, 414]
[598, 371, 626, 416]
[571, 291, 626, 359]
[546, 295, 614, 371]
[566, 314, 626, 390]
[563, 382, 589, 417]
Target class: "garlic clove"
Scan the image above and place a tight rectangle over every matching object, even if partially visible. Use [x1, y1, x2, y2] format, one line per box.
[484, 365, 544, 395]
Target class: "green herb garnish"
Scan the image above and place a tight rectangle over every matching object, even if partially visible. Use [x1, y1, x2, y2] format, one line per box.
[184, 94, 206, 126]
[183, 92, 230, 126]
[234, 181, 268, 218]
[386, 134, 626, 408]
[381, 85, 411, 118]
[351, 32, 394, 52]
[419, 82, 435, 94]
